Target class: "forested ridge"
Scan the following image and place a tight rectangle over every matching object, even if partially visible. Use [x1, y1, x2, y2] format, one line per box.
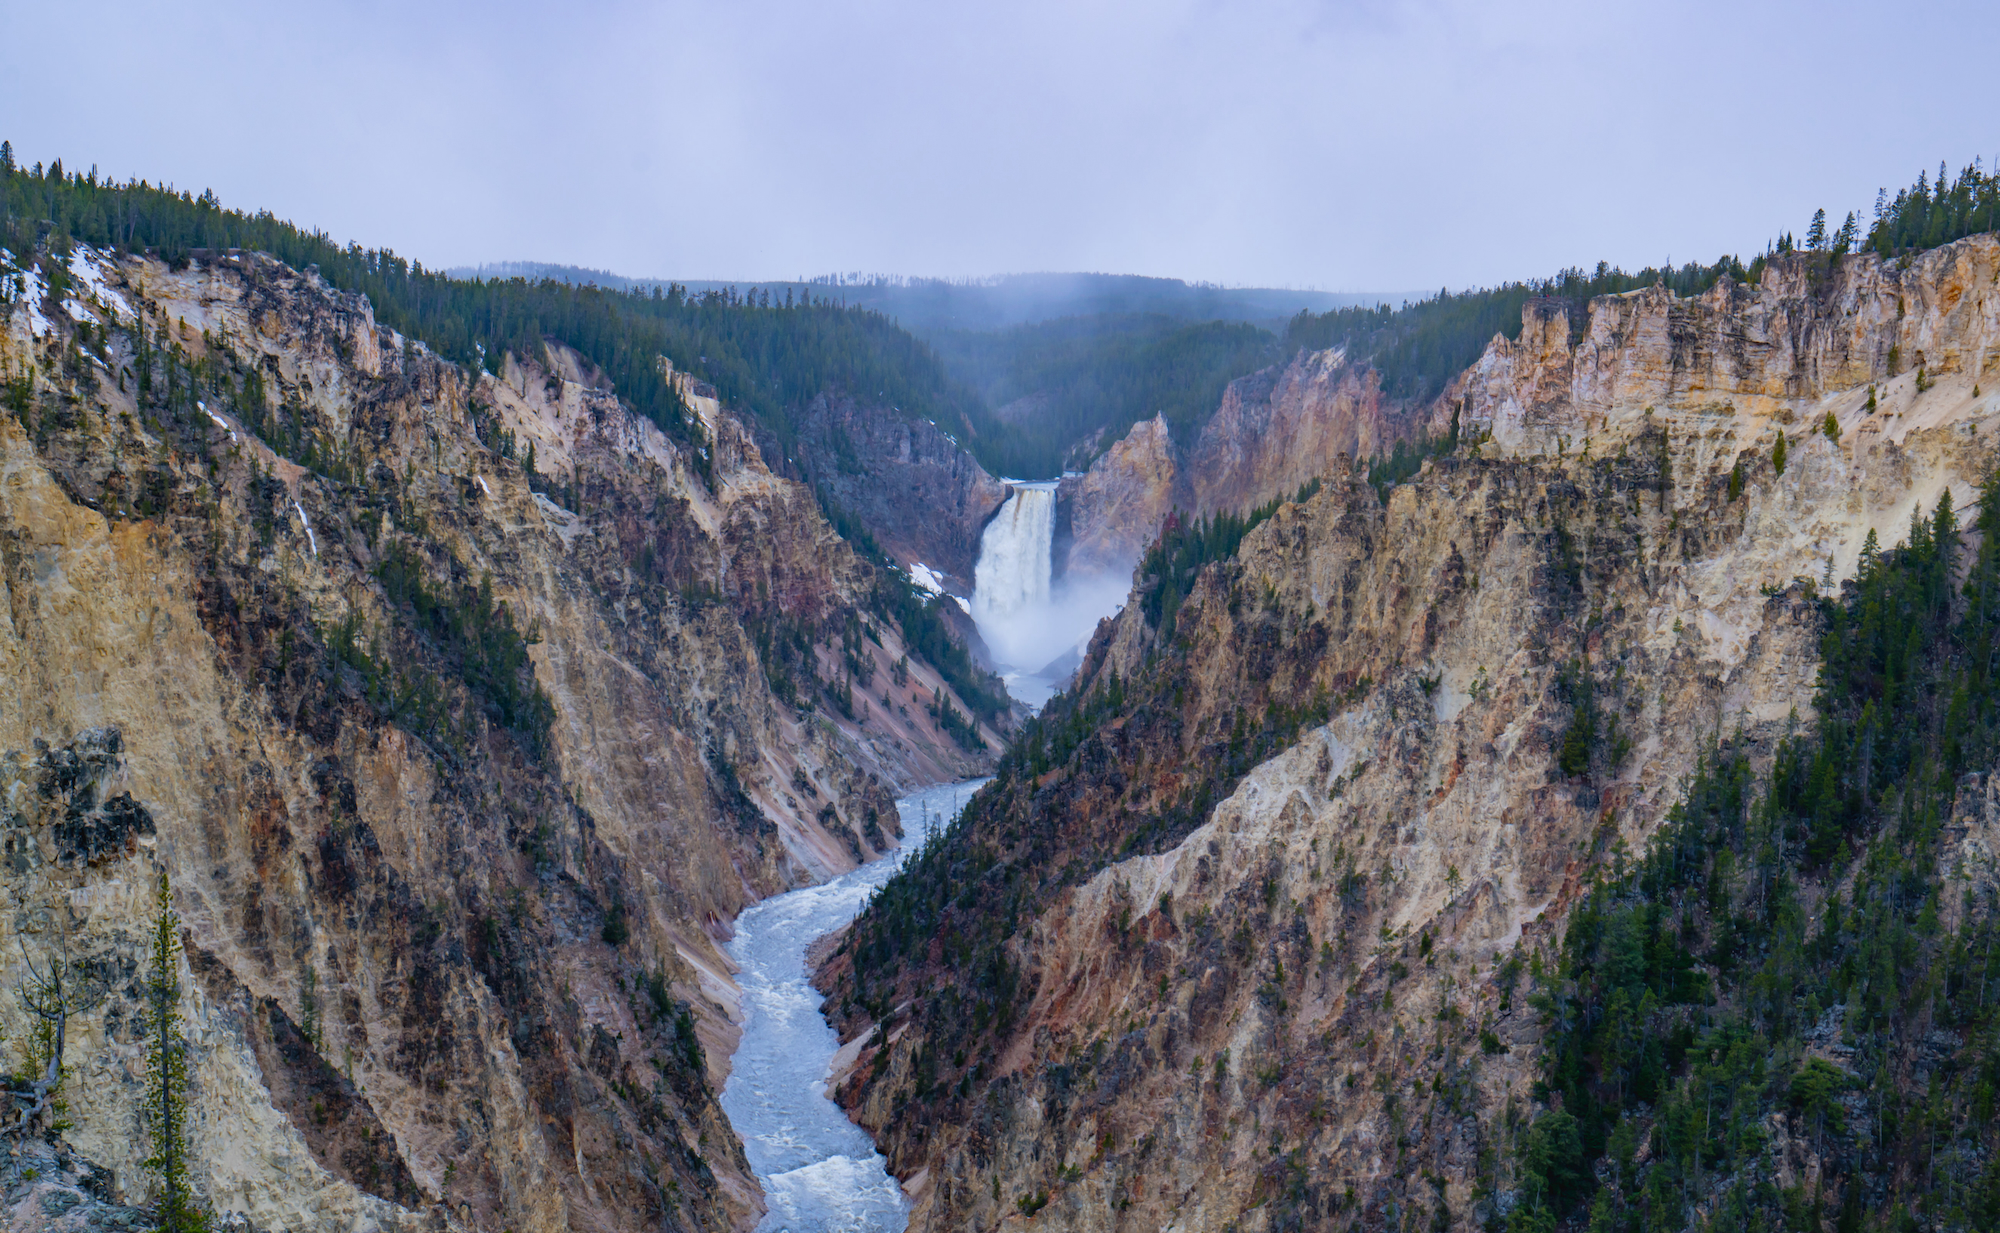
[1286, 160, 2000, 412]
[0, 142, 999, 468]
[11, 141, 1988, 494]
[927, 313, 1280, 476]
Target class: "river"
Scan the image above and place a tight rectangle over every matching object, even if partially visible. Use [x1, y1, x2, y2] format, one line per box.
[720, 780, 984, 1233]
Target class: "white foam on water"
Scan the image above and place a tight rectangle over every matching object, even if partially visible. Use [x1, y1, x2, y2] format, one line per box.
[721, 781, 983, 1233]
[761, 1155, 908, 1232]
[969, 481, 1129, 708]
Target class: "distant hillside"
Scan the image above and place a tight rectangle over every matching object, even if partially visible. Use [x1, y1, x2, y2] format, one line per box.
[442, 264, 1413, 476]
[447, 262, 1408, 337]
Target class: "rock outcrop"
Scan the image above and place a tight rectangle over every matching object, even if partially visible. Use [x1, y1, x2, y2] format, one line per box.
[1059, 414, 1177, 580]
[817, 237, 2000, 1231]
[767, 393, 1008, 594]
[1183, 347, 1416, 515]
[1057, 348, 1429, 583]
[1448, 239, 2000, 461]
[0, 243, 998, 1232]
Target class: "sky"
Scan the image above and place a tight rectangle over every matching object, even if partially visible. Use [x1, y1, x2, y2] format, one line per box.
[1, 0, 1994, 291]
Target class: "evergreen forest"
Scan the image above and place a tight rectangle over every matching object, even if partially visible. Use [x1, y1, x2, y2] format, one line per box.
[926, 314, 1280, 476]
[0, 146, 994, 467]
[1507, 484, 2000, 1232]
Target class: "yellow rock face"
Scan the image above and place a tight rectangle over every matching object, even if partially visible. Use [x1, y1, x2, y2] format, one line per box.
[819, 236, 2000, 1233]
[0, 246, 995, 1231]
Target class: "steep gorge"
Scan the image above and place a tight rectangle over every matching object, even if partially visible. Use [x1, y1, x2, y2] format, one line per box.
[0, 243, 1000, 1231]
[818, 237, 2000, 1231]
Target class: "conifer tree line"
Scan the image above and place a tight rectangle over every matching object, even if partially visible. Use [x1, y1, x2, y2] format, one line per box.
[0, 143, 996, 467]
[4, 144, 1993, 484]
[1284, 159, 2000, 421]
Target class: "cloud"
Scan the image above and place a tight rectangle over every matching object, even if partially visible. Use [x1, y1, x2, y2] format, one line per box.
[2, 0, 1992, 289]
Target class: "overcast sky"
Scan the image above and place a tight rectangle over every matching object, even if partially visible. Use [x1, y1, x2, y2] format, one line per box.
[2, 0, 1993, 291]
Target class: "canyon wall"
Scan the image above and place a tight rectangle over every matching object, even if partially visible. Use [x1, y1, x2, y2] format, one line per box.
[1183, 346, 1415, 515]
[0, 245, 997, 1231]
[1448, 239, 2000, 459]
[1059, 414, 1177, 579]
[818, 238, 2000, 1231]
[1058, 347, 1428, 582]
[771, 393, 1008, 594]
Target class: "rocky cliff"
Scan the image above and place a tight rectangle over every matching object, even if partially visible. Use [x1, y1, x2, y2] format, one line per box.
[818, 237, 2000, 1231]
[1057, 347, 1428, 582]
[1447, 239, 2000, 457]
[1059, 414, 1177, 580]
[0, 242, 998, 1232]
[765, 393, 1008, 595]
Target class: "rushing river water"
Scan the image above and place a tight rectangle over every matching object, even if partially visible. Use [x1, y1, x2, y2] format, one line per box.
[721, 781, 984, 1233]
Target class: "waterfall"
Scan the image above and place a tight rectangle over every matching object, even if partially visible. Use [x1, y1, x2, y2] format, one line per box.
[971, 483, 1057, 633]
[971, 480, 1127, 708]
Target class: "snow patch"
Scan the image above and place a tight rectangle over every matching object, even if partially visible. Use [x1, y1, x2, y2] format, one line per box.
[18, 268, 51, 337]
[66, 247, 134, 322]
[905, 562, 971, 615]
[199, 401, 238, 442]
[476, 475, 492, 496]
[907, 562, 948, 596]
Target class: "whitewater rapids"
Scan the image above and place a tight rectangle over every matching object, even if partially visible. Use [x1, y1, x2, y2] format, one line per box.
[720, 781, 983, 1232]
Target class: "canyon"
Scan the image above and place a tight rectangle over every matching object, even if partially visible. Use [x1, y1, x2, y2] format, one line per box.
[816, 237, 2000, 1231]
[0, 243, 1001, 1232]
[7, 163, 2000, 1233]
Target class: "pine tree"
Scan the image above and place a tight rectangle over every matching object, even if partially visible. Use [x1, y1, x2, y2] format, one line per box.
[143, 871, 207, 1233]
[1832, 211, 1858, 255]
[1806, 208, 1828, 250]
[0, 141, 12, 174]
[1773, 429, 1788, 477]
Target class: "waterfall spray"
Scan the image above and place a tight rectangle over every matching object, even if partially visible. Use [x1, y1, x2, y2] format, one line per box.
[969, 481, 1133, 706]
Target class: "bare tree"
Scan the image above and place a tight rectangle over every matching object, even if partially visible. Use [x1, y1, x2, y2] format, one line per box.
[15, 932, 108, 1131]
